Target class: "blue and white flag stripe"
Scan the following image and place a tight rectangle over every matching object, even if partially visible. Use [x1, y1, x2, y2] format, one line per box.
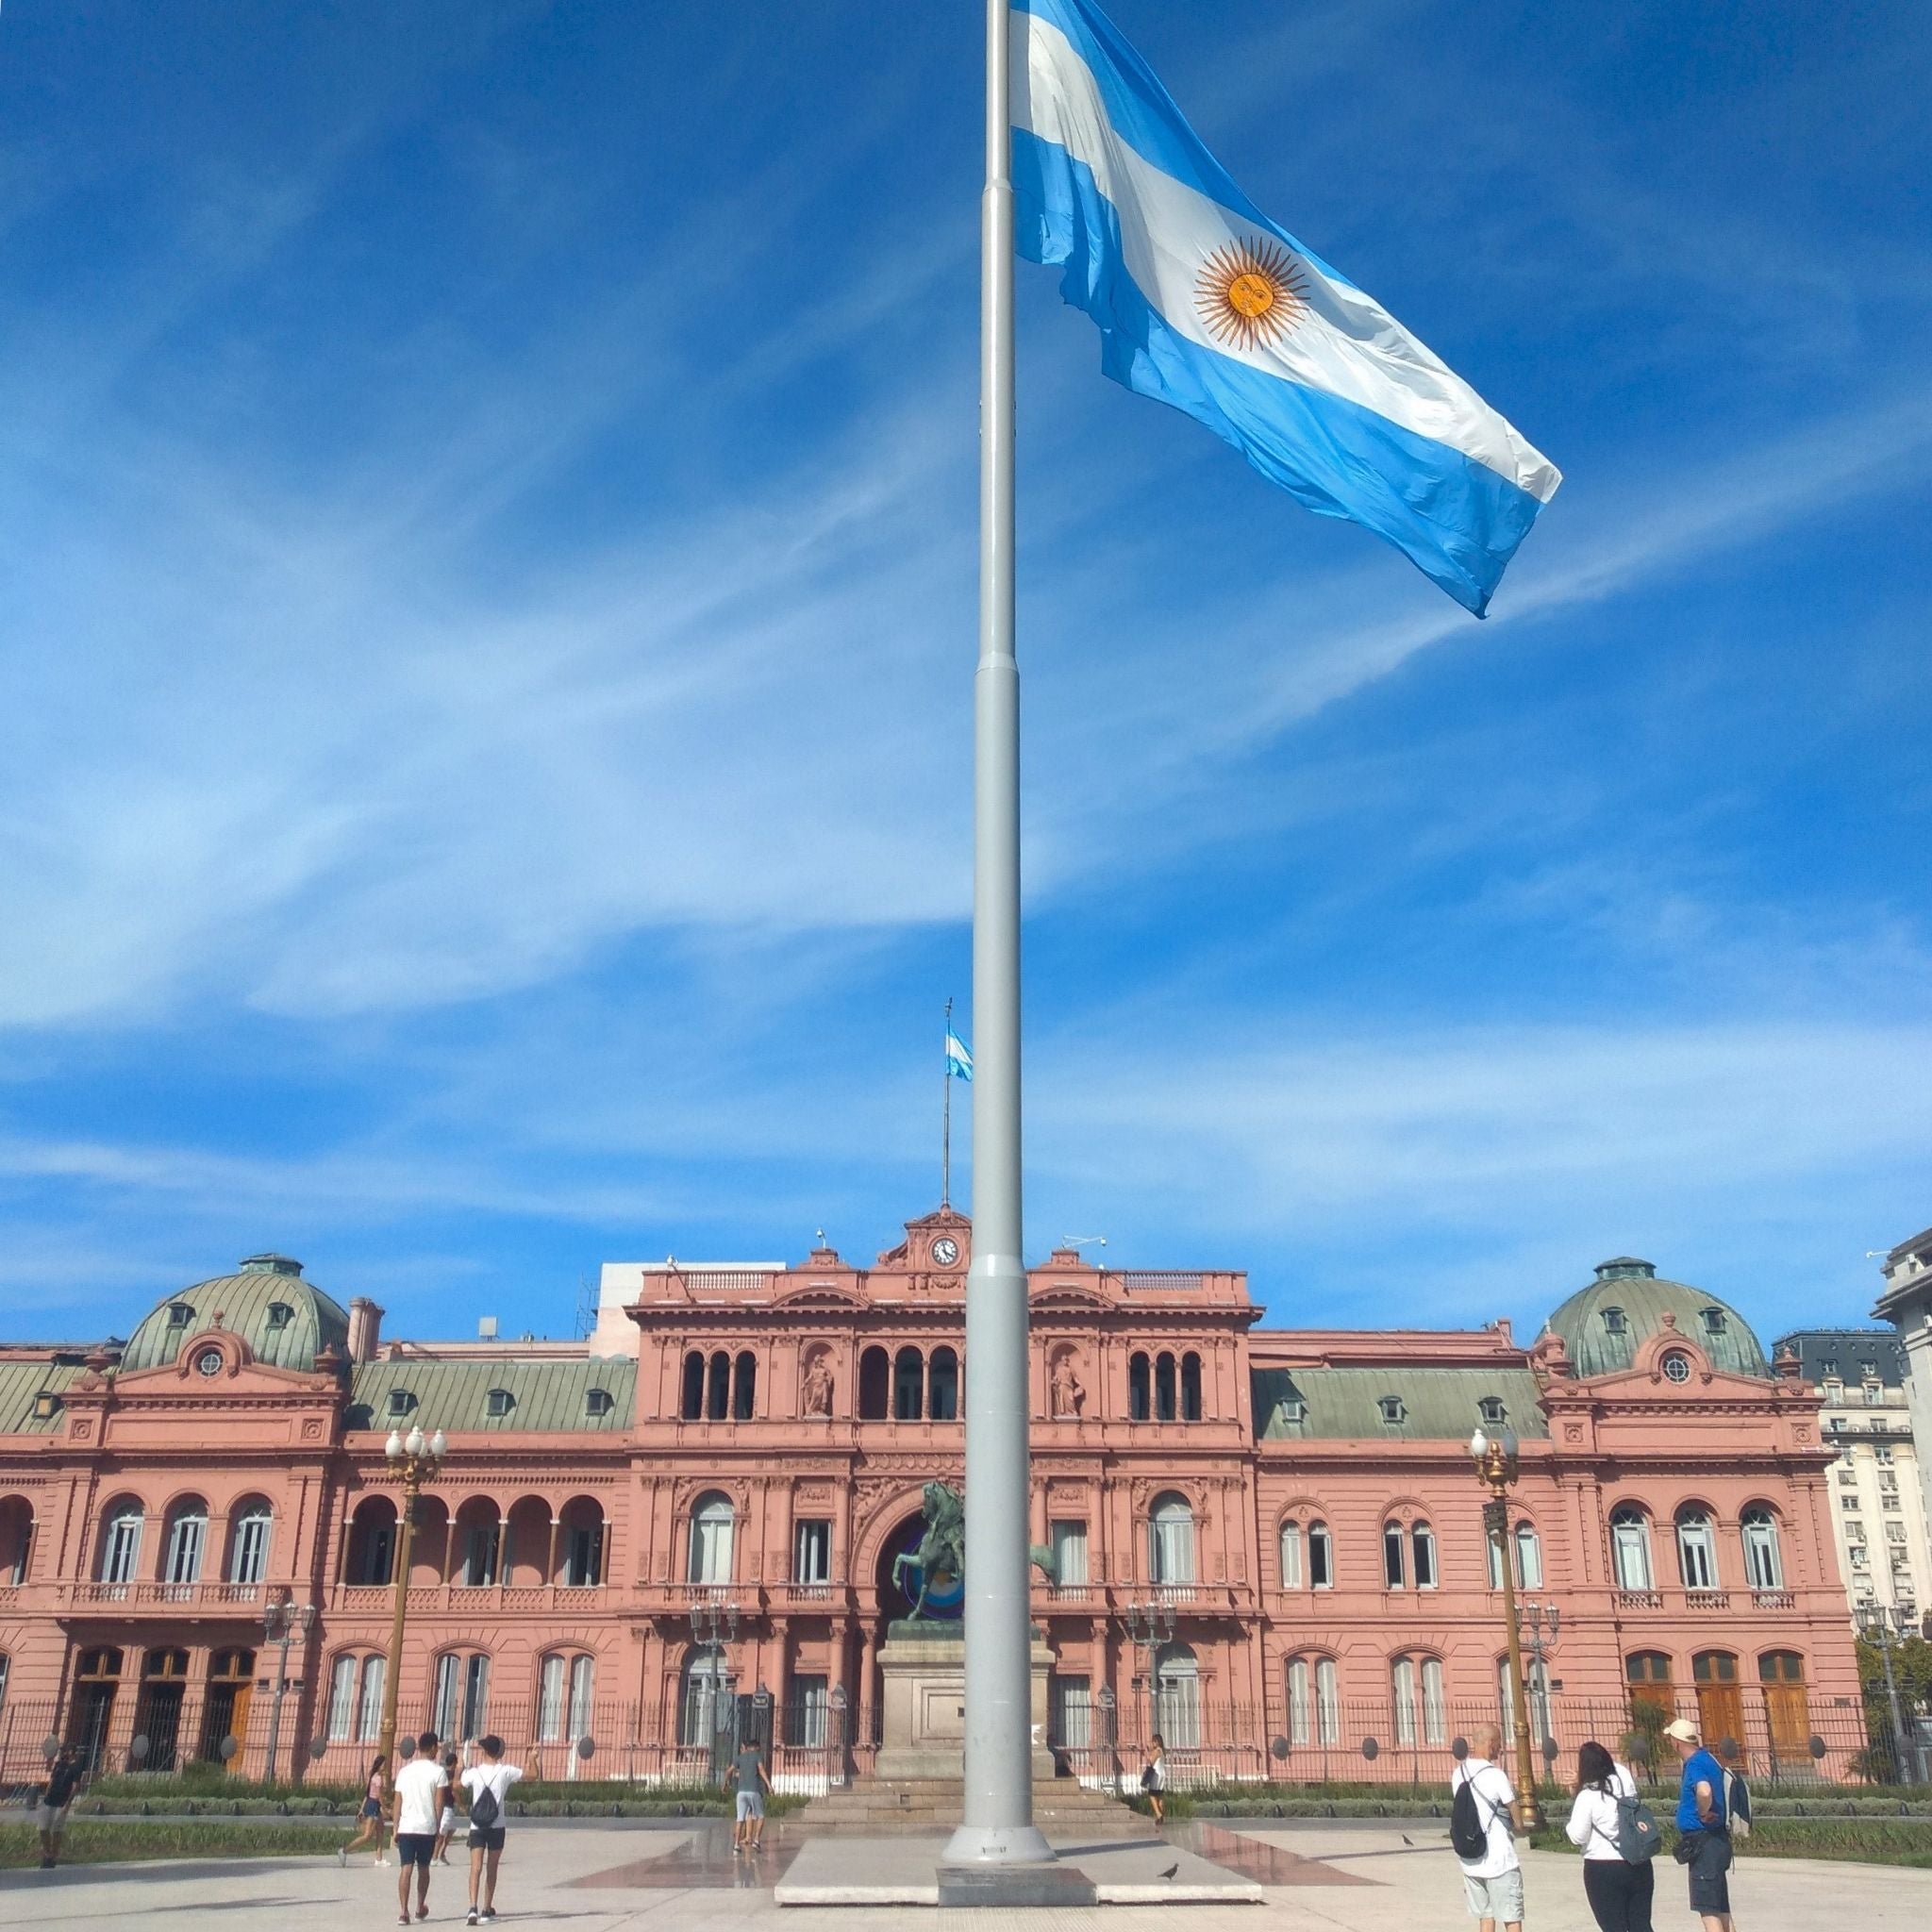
[944, 1030, 974, 1082]
[1011, 0, 1559, 615]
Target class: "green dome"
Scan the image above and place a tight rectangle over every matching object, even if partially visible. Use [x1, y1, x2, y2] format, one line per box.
[1542, 1258, 1769, 1380]
[122, 1255, 349, 1374]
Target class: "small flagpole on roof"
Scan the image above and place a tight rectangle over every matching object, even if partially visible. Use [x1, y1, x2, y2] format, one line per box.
[942, 996, 954, 1209]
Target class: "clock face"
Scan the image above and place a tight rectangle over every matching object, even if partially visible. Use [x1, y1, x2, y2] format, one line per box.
[194, 1348, 225, 1377]
[931, 1237, 959, 1269]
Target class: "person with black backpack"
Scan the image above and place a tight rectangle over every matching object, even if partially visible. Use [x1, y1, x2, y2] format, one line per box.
[1564, 1740, 1657, 1932]
[1451, 1723, 1524, 1932]
[458, 1733, 524, 1927]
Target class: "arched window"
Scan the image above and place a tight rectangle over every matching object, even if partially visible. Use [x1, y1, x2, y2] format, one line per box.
[1152, 1641, 1199, 1747]
[681, 1351, 705, 1421]
[1412, 1523, 1438, 1590]
[1148, 1492, 1195, 1586]
[1155, 1353, 1177, 1422]
[1180, 1353, 1203, 1422]
[326, 1654, 384, 1741]
[707, 1351, 730, 1422]
[1500, 1653, 1552, 1745]
[0, 1498, 35, 1584]
[858, 1346, 891, 1420]
[1741, 1507, 1783, 1591]
[1391, 1655, 1447, 1746]
[227, 1501, 273, 1585]
[161, 1498, 208, 1589]
[1278, 1521, 1303, 1591]
[1610, 1506, 1654, 1591]
[562, 1501, 605, 1587]
[892, 1347, 924, 1421]
[1625, 1650, 1674, 1716]
[1128, 1353, 1151, 1422]
[432, 1651, 490, 1742]
[927, 1347, 959, 1421]
[733, 1351, 757, 1421]
[680, 1648, 733, 1748]
[1675, 1507, 1719, 1590]
[356, 1656, 386, 1740]
[688, 1492, 734, 1585]
[539, 1654, 596, 1742]
[1308, 1520, 1334, 1589]
[1383, 1522, 1406, 1590]
[457, 1503, 502, 1587]
[351, 1498, 396, 1586]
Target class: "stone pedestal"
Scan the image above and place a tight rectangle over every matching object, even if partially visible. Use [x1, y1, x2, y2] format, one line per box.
[874, 1626, 1057, 1781]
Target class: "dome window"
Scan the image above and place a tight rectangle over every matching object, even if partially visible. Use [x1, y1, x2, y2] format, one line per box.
[487, 1388, 515, 1419]
[1660, 1351, 1692, 1384]
[1601, 1307, 1627, 1335]
[1378, 1394, 1407, 1425]
[1701, 1307, 1726, 1337]
[387, 1389, 417, 1418]
[167, 1303, 195, 1328]
[33, 1390, 61, 1421]
[265, 1302, 293, 1330]
[585, 1388, 614, 1418]
[1477, 1396, 1507, 1426]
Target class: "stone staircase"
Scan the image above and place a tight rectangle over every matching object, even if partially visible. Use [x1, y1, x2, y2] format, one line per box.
[801, 1774, 1158, 1839]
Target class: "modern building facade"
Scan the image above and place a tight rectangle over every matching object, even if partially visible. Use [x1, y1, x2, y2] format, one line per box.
[0, 1217, 1864, 1789]
[1875, 1224, 1932, 1573]
[1772, 1328, 1928, 1626]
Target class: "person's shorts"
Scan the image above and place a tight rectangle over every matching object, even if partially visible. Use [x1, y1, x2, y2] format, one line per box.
[34, 1802, 71, 1834]
[360, 1797, 383, 1820]
[1462, 1866, 1525, 1924]
[468, 1825, 507, 1852]
[394, 1833, 435, 1869]
[736, 1790, 765, 1822]
[438, 1807, 457, 1835]
[1684, 1828, 1732, 1914]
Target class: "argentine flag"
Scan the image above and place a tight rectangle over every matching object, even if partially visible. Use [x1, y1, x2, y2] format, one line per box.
[945, 1029, 974, 1082]
[1012, 0, 1560, 615]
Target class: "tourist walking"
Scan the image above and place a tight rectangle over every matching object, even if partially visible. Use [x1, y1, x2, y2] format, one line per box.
[390, 1730, 448, 1925]
[434, 1750, 460, 1863]
[726, 1737, 772, 1854]
[1664, 1717, 1733, 1932]
[340, 1754, 388, 1866]
[1565, 1740, 1657, 1932]
[1451, 1724, 1524, 1932]
[459, 1732, 524, 1925]
[1141, 1735, 1167, 1824]
[34, 1742, 86, 1870]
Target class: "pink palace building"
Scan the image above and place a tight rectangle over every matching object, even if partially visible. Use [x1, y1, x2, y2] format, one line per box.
[0, 1208, 1863, 1790]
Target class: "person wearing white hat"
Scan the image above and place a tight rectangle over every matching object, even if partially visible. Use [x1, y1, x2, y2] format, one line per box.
[1664, 1718, 1733, 1931]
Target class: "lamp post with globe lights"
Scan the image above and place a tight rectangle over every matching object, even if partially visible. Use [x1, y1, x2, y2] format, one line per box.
[1469, 1425, 1544, 1829]
[1857, 1599, 1924, 1784]
[261, 1595, 316, 1783]
[375, 1423, 446, 1790]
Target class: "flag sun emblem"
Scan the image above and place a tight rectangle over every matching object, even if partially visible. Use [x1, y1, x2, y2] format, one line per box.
[1195, 237, 1307, 351]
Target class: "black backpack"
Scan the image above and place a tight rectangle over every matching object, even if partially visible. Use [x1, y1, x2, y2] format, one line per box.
[1450, 1769, 1498, 1860]
[469, 1777, 500, 1828]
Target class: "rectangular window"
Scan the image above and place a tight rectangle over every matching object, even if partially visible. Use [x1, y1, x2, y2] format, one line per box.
[1279, 1523, 1303, 1591]
[356, 1656, 385, 1742]
[1308, 1526, 1333, 1590]
[1315, 1658, 1340, 1743]
[1840, 1494, 1861, 1511]
[1383, 1524, 1406, 1590]
[461, 1655, 490, 1739]
[1874, 1446, 1893, 1465]
[566, 1522, 604, 1587]
[1887, 1523, 1908, 1543]
[1850, 1547, 1870, 1569]
[462, 1524, 500, 1587]
[1883, 1495, 1901, 1511]
[794, 1519, 832, 1586]
[1050, 1521, 1089, 1587]
[539, 1656, 566, 1741]
[1846, 1521, 1866, 1543]
[1838, 1468, 1858, 1486]
[785, 1674, 829, 1748]
[326, 1657, 357, 1740]
[1050, 1674, 1091, 1749]
[568, 1657, 594, 1740]
[1288, 1658, 1310, 1744]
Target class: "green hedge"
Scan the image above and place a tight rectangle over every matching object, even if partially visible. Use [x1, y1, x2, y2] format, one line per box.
[0, 1821, 336, 1869]
[1530, 1816, 1932, 1868]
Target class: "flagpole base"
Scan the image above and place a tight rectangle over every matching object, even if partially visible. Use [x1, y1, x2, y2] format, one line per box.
[942, 1822, 1055, 1866]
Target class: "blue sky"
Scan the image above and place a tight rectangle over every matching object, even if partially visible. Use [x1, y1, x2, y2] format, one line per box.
[2, 2, 1928, 1351]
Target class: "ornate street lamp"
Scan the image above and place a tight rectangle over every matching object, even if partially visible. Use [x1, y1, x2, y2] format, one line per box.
[1470, 1426, 1544, 1829]
[261, 1595, 316, 1784]
[375, 1424, 446, 1791]
[689, 1595, 741, 1759]
[1119, 1598, 1176, 1737]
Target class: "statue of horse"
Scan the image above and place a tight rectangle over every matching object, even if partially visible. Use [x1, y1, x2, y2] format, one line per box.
[890, 1479, 1058, 1620]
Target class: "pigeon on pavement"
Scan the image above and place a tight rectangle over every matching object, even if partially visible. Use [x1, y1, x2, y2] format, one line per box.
[1158, 1862, 1179, 1879]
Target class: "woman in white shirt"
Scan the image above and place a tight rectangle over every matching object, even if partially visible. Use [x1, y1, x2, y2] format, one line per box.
[1564, 1740, 1655, 1932]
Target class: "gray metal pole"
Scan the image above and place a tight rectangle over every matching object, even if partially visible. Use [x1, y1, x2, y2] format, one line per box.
[945, 0, 1049, 1868]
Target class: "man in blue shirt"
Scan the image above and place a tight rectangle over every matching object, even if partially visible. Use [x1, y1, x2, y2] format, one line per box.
[1664, 1717, 1732, 1931]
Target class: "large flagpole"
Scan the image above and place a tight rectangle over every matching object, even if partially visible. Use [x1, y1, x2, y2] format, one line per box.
[946, 0, 1050, 1868]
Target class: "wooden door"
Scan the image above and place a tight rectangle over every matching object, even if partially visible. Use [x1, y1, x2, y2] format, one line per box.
[1759, 1652, 1808, 1759]
[1693, 1651, 1744, 1767]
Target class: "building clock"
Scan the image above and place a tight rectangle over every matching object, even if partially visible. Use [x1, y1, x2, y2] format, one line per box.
[931, 1237, 960, 1269]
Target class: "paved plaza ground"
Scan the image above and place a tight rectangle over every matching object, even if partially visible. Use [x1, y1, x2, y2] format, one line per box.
[5, 1819, 1930, 1930]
